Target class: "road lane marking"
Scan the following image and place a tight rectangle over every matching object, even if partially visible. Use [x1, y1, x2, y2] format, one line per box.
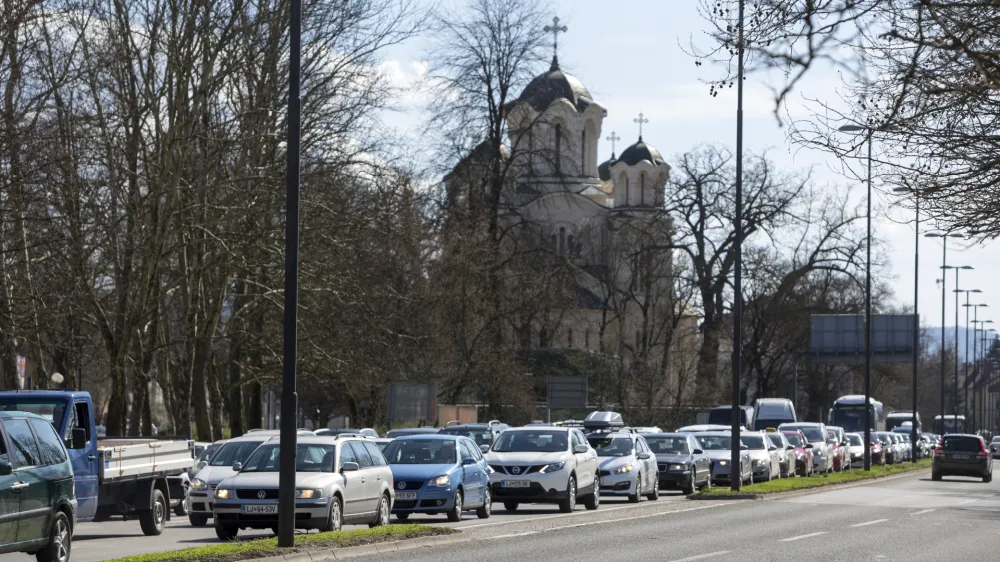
[958, 498, 980, 505]
[911, 509, 935, 516]
[780, 531, 827, 542]
[668, 552, 731, 562]
[458, 500, 714, 530]
[851, 519, 888, 527]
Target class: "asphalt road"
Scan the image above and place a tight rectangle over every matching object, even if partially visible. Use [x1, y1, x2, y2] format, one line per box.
[13, 469, 1000, 562]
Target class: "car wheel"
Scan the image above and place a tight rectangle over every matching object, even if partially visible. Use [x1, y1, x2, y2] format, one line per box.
[476, 487, 492, 519]
[647, 475, 660, 500]
[681, 476, 695, 495]
[447, 490, 464, 522]
[271, 527, 279, 536]
[35, 511, 71, 562]
[558, 476, 577, 513]
[396, 512, 410, 522]
[188, 513, 209, 527]
[321, 496, 343, 532]
[370, 493, 391, 527]
[984, 473, 992, 484]
[628, 474, 642, 503]
[174, 499, 188, 517]
[139, 489, 167, 536]
[583, 477, 600, 510]
[932, 471, 942, 481]
[214, 524, 239, 541]
[503, 501, 519, 512]
[702, 473, 712, 491]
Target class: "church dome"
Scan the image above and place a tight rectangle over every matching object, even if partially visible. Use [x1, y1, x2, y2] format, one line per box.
[598, 157, 615, 181]
[616, 138, 664, 166]
[513, 57, 594, 113]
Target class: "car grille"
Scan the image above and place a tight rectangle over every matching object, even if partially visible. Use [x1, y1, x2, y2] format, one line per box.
[393, 500, 418, 509]
[491, 482, 548, 498]
[657, 463, 668, 473]
[489, 464, 544, 476]
[394, 481, 424, 490]
[236, 489, 279, 500]
[599, 470, 611, 478]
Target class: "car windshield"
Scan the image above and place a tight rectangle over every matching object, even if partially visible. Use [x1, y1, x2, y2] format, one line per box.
[242, 443, 336, 472]
[210, 441, 264, 467]
[0, 400, 66, 425]
[847, 435, 863, 446]
[767, 435, 783, 448]
[798, 428, 824, 442]
[992, 437, 1000, 444]
[439, 428, 494, 447]
[645, 436, 690, 455]
[741, 435, 766, 450]
[698, 436, 732, 450]
[588, 437, 634, 457]
[783, 433, 803, 446]
[942, 436, 981, 452]
[491, 430, 568, 453]
[382, 439, 457, 464]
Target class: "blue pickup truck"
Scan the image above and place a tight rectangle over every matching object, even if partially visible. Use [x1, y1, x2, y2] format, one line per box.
[0, 390, 194, 536]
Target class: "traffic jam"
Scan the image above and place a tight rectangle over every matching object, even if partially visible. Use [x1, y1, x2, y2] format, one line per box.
[0, 390, 991, 562]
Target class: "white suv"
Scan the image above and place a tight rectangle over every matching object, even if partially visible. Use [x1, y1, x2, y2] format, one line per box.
[485, 427, 600, 513]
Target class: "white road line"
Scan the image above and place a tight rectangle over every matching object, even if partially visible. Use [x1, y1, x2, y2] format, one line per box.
[911, 509, 935, 516]
[851, 519, 889, 527]
[458, 500, 707, 530]
[668, 551, 731, 562]
[780, 531, 828, 542]
[958, 498, 980, 505]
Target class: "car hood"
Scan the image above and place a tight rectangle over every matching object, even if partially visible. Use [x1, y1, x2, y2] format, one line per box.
[747, 450, 770, 461]
[703, 450, 740, 461]
[389, 464, 456, 481]
[221, 471, 336, 489]
[194, 465, 237, 485]
[654, 454, 692, 464]
[598, 457, 634, 471]
[486, 452, 568, 465]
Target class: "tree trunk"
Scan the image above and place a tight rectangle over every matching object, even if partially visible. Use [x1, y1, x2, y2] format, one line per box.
[696, 321, 721, 404]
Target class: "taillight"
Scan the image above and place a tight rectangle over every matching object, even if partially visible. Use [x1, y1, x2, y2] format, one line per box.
[933, 447, 944, 457]
[978, 441, 989, 459]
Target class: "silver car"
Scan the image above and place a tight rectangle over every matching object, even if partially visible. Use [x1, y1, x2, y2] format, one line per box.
[766, 432, 795, 478]
[213, 436, 394, 539]
[188, 435, 274, 526]
[742, 432, 780, 481]
[586, 431, 659, 502]
[695, 432, 753, 486]
[780, 423, 833, 474]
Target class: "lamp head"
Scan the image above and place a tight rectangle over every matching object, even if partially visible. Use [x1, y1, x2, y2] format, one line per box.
[839, 124, 866, 133]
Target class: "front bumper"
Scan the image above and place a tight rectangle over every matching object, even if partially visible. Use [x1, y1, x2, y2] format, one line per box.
[188, 490, 215, 515]
[391, 484, 458, 513]
[598, 470, 637, 496]
[489, 469, 571, 503]
[659, 470, 692, 489]
[214, 498, 331, 530]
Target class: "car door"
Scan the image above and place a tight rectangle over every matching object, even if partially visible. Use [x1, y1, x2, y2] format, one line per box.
[360, 440, 391, 505]
[3, 419, 47, 545]
[63, 400, 98, 520]
[635, 438, 656, 490]
[336, 441, 365, 519]
[569, 431, 593, 489]
[0, 423, 18, 547]
[458, 439, 482, 507]
[688, 436, 706, 483]
[347, 441, 378, 516]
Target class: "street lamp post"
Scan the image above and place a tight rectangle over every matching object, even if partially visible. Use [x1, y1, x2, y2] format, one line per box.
[948, 269, 975, 418]
[893, 186, 920, 462]
[926, 232, 964, 433]
[730, 0, 746, 492]
[985, 325, 997, 434]
[964, 300, 986, 430]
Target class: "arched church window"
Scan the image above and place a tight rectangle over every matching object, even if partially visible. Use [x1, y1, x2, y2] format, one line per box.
[555, 124, 562, 174]
[581, 129, 586, 174]
[640, 173, 646, 205]
[568, 234, 575, 257]
[622, 173, 630, 205]
[584, 328, 591, 349]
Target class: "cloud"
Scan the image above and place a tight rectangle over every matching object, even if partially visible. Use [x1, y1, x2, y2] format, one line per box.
[379, 59, 430, 105]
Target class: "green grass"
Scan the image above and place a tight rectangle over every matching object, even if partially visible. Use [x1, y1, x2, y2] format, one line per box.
[695, 458, 932, 496]
[102, 525, 455, 562]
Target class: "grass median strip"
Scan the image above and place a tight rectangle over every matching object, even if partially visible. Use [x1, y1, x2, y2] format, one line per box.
[102, 525, 456, 562]
[695, 459, 932, 496]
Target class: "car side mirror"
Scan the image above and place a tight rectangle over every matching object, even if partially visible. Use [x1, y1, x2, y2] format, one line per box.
[841, 441, 848, 446]
[480, 444, 490, 453]
[637, 452, 651, 460]
[197, 460, 208, 470]
[341, 462, 360, 472]
[768, 446, 778, 451]
[740, 445, 749, 451]
[72, 427, 87, 450]
[692, 449, 704, 455]
[804, 443, 814, 449]
[574, 444, 589, 454]
[786, 445, 794, 450]
[462, 457, 477, 466]
[232, 462, 243, 472]
[0, 459, 10, 476]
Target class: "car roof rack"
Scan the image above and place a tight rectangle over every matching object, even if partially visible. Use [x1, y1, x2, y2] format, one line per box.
[583, 410, 624, 432]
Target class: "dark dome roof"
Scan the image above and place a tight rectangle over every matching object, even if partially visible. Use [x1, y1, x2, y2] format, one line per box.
[513, 57, 594, 113]
[598, 157, 616, 181]
[616, 138, 664, 166]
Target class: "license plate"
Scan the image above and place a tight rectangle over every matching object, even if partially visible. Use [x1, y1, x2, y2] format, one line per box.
[396, 491, 417, 500]
[502, 480, 530, 488]
[241, 504, 277, 514]
[951, 454, 970, 460]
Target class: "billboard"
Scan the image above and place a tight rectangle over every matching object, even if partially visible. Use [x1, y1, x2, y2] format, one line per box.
[387, 383, 437, 426]
[810, 314, 916, 364]
[547, 375, 588, 409]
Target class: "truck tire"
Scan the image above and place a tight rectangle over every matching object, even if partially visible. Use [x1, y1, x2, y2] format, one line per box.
[188, 513, 209, 527]
[140, 489, 167, 536]
[35, 511, 71, 562]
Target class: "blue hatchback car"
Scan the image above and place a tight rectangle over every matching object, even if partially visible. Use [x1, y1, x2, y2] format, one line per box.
[382, 434, 492, 522]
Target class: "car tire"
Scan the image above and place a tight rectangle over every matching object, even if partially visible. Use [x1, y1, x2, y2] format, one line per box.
[932, 471, 942, 481]
[447, 490, 464, 522]
[35, 510, 71, 562]
[188, 514, 209, 527]
[174, 500, 187, 517]
[583, 478, 600, 510]
[558, 476, 577, 513]
[681, 477, 695, 496]
[140, 489, 167, 536]
[321, 496, 343, 532]
[476, 487, 492, 519]
[370, 493, 391, 527]
[271, 527, 279, 536]
[647, 476, 660, 500]
[396, 512, 410, 522]
[215, 524, 239, 541]
[703, 473, 712, 491]
[628, 474, 642, 503]
[503, 501, 519, 512]
[984, 473, 992, 484]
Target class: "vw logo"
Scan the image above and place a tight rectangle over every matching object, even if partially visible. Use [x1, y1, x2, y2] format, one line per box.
[398, 481, 406, 490]
[511, 466, 521, 474]
[257, 490, 267, 499]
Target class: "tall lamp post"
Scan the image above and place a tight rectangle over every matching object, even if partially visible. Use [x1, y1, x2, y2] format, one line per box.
[730, 0, 746, 492]
[948, 267, 975, 418]
[893, 186, 920, 462]
[970, 307, 989, 431]
[926, 232, 964, 433]
[960, 295, 984, 429]
[984, 325, 997, 434]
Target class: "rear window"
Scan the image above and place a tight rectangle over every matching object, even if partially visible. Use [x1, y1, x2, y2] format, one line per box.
[847, 435, 863, 446]
[755, 401, 790, 418]
[942, 436, 981, 452]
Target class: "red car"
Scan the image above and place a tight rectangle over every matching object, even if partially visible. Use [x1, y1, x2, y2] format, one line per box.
[827, 429, 847, 472]
[782, 430, 813, 476]
[866, 435, 886, 466]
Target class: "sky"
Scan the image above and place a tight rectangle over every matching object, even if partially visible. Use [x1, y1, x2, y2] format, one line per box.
[376, 0, 1000, 336]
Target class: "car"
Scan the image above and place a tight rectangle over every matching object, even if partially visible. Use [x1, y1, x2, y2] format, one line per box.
[485, 425, 600, 513]
[695, 432, 752, 486]
[742, 432, 780, 481]
[781, 430, 813, 476]
[766, 431, 795, 478]
[826, 429, 846, 472]
[845, 433, 865, 466]
[896, 433, 914, 461]
[866, 433, 886, 466]
[752, 398, 797, 430]
[877, 432, 901, 464]
[827, 426, 849, 469]
[381, 434, 491, 521]
[438, 424, 501, 453]
[384, 428, 441, 439]
[990, 436, 1000, 459]
[932, 434, 993, 483]
[314, 428, 364, 437]
[213, 436, 393, 539]
[187, 433, 282, 526]
[707, 405, 755, 428]
[677, 424, 744, 433]
[644, 433, 712, 494]
[586, 431, 658, 502]
[779, 423, 833, 474]
[371, 438, 393, 451]
[0, 411, 77, 562]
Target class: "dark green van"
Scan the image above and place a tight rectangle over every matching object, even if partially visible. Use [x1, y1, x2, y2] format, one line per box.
[0, 411, 76, 562]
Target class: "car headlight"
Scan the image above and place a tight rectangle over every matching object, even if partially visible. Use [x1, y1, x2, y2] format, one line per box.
[753, 459, 764, 465]
[428, 475, 450, 487]
[718, 460, 728, 466]
[613, 464, 633, 474]
[669, 463, 686, 471]
[215, 488, 233, 500]
[540, 462, 565, 474]
[295, 489, 321, 499]
[190, 478, 207, 491]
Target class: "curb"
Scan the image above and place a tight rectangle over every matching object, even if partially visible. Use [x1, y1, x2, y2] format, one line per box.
[301, 532, 470, 561]
[688, 465, 932, 502]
